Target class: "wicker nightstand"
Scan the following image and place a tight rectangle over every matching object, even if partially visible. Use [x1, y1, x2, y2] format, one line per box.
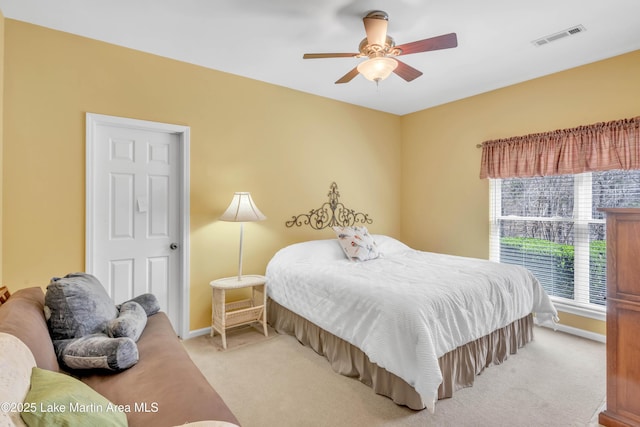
[209, 275, 268, 349]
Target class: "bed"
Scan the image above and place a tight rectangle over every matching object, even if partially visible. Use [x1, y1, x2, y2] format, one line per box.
[266, 183, 558, 412]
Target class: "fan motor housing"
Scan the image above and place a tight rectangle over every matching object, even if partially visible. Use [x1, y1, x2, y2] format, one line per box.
[358, 36, 401, 58]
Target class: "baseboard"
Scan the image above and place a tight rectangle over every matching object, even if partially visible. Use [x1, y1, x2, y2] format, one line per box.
[186, 323, 605, 343]
[540, 323, 606, 343]
[184, 326, 211, 340]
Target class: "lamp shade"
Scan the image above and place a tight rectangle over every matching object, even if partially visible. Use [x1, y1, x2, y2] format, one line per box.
[219, 192, 266, 222]
[357, 57, 398, 82]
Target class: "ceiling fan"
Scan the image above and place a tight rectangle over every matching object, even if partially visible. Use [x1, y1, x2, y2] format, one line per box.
[303, 10, 457, 84]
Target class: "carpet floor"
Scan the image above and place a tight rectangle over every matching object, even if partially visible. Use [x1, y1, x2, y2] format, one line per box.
[182, 325, 606, 427]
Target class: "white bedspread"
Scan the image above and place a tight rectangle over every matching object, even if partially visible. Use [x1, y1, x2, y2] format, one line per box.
[266, 236, 558, 412]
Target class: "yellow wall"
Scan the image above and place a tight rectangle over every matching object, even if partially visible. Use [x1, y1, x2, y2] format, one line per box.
[3, 16, 638, 336]
[2, 20, 402, 331]
[0, 10, 4, 283]
[400, 49, 640, 334]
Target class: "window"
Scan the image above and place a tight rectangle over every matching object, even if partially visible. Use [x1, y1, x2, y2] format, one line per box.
[490, 170, 640, 313]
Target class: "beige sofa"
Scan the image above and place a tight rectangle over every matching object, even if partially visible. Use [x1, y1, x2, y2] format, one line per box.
[0, 287, 240, 427]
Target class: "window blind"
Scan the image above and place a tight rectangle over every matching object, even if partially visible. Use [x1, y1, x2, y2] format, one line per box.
[490, 169, 640, 310]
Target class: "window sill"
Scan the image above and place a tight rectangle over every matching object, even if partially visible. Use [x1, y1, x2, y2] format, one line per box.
[551, 298, 606, 322]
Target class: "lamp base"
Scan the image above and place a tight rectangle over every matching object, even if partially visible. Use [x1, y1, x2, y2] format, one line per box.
[236, 223, 245, 280]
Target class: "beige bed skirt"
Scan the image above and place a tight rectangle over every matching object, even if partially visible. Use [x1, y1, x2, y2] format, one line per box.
[267, 299, 534, 410]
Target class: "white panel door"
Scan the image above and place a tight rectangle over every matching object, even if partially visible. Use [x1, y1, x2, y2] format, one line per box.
[87, 115, 188, 335]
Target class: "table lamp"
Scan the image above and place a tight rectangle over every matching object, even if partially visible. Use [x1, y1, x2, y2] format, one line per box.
[219, 192, 266, 280]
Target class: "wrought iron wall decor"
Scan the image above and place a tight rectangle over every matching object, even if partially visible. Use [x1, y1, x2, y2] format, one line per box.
[285, 182, 373, 230]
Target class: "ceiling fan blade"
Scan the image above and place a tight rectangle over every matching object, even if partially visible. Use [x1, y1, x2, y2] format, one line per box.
[335, 67, 360, 84]
[395, 33, 458, 56]
[393, 59, 423, 82]
[363, 11, 388, 46]
[303, 53, 359, 59]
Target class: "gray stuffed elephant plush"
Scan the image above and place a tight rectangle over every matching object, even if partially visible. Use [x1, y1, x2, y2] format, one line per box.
[44, 273, 160, 371]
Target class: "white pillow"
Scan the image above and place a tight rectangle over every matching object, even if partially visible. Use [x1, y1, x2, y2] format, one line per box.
[0, 332, 36, 427]
[371, 234, 412, 255]
[271, 238, 348, 263]
[332, 226, 380, 261]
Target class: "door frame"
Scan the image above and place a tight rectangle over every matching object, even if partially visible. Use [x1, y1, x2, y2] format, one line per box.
[85, 113, 190, 338]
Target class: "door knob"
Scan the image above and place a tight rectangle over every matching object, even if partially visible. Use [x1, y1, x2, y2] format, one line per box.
[170, 243, 178, 250]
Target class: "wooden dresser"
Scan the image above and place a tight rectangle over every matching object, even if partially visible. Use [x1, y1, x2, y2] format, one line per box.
[599, 208, 640, 427]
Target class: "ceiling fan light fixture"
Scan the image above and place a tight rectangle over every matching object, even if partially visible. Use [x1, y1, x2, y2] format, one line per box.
[303, 10, 457, 85]
[357, 57, 398, 82]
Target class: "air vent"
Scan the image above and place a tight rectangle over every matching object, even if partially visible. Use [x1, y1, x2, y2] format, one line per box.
[532, 25, 586, 47]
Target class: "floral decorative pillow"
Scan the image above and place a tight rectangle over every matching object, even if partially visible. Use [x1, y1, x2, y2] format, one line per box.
[332, 226, 380, 261]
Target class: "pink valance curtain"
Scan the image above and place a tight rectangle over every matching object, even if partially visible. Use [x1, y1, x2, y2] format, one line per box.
[479, 117, 640, 179]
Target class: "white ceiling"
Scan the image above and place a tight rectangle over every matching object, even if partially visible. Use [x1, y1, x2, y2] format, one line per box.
[1, 0, 639, 115]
